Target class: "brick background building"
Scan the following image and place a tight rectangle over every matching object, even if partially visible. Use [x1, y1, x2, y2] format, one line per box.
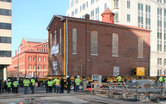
[7, 38, 48, 77]
[47, 8, 150, 76]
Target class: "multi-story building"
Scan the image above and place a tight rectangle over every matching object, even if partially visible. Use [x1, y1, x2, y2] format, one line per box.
[0, 0, 12, 80]
[7, 38, 48, 78]
[66, 0, 166, 76]
[47, 9, 150, 76]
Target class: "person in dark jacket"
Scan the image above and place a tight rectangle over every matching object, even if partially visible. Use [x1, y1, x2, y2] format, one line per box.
[60, 77, 64, 93]
[45, 79, 48, 93]
[66, 76, 71, 93]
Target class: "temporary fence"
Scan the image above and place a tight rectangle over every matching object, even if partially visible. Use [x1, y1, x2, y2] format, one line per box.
[90, 81, 166, 102]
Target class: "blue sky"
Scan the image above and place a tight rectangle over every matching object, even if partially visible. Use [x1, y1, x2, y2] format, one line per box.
[12, 0, 69, 55]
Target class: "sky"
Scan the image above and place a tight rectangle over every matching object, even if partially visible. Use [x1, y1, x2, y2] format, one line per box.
[12, 0, 69, 56]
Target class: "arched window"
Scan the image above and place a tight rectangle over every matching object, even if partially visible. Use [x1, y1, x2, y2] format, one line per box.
[112, 33, 119, 57]
[91, 31, 98, 55]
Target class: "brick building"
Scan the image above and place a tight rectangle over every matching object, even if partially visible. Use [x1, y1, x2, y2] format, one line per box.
[7, 38, 48, 77]
[47, 8, 150, 76]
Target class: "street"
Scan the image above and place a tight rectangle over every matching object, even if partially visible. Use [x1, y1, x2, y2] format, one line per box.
[0, 87, 162, 104]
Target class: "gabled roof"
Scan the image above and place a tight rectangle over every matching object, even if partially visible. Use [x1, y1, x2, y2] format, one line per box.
[47, 15, 150, 32]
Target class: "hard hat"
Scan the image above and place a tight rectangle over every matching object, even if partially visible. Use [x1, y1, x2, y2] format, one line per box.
[57, 77, 59, 79]
[77, 76, 80, 78]
[8, 79, 10, 81]
[49, 78, 52, 79]
[67, 76, 69, 78]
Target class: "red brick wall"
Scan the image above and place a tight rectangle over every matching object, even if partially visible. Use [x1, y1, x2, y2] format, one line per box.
[48, 17, 150, 76]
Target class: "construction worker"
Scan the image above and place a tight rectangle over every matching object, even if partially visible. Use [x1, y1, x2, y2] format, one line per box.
[60, 77, 64, 93]
[53, 77, 57, 93]
[75, 76, 81, 92]
[47, 78, 53, 93]
[23, 77, 30, 94]
[55, 77, 60, 94]
[164, 76, 166, 88]
[45, 79, 48, 93]
[6, 79, 11, 93]
[117, 75, 122, 83]
[159, 76, 163, 87]
[30, 78, 35, 94]
[13, 79, 19, 94]
[66, 76, 71, 93]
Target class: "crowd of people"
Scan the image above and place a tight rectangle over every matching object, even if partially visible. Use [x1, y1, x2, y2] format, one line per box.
[0, 75, 81, 95]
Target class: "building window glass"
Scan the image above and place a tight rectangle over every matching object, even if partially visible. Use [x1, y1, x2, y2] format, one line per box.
[43, 65, 45, 69]
[104, 3, 107, 10]
[0, 37, 11, 43]
[164, 59, 166, 65]
[112, 33, 119, 57]
[0, 0, 11, 2]
[91, 31, 98, 55]
[28, 57, 31, 61]
[38, 57, 41, 61]
[138, 37, 143, 58]
[157, 69, 162, 76]
[127, 14, 130, 22]
[157, 0, 162, 3]
[71, 0, 74, 7]
[82, 3, 86, 10]
[38, 65, 41, 69]
[28, 65, 31, 69]
[157, 8, 162, 52]
[138, 3, 144, 28]
[95, 7, 99, 20]
[34, 65, 36, 69]
[86, 1, 88, 8]
[114, 0, 119, 8]
[91, 0, 94, 5]
[91, 10, 94, 20]
[113, 66, 119, 76]
[127, 1, 130, 9]
[0, 9, 11, 16]
[33, 57, 36, 61]
[145, 5, 151, 29]
[72, 28, 77, 54]
[114, 12, 119, 23]
[75, 8, 78, 15]
[43, 57, 45, 61]
[0, 51, 11, 57]
[0, 23, 11, 30]
[157, 58, 162, 65]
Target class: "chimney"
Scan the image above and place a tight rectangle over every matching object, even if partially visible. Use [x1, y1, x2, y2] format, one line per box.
[85, 14, 90, 20]
[101, 8, 115, 24]
[15, 50, 17, 56]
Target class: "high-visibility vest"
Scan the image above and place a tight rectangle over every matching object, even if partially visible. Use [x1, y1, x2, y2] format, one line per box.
[47, 81, 53, 86]
[23, 79, 30, 86]
[164, 78, 166, 83]
[75, 78, 81, 85]
[117, 76, 122, 82]
[7, 81, 11, 88]
[159, 77, 163, 82]
[31, 79, 35, 86]
[55, 79, 60, 86]
[13, 81, 18, 87]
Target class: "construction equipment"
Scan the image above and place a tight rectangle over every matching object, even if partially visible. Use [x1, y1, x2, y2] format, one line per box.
[133, 67, 145, 76]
